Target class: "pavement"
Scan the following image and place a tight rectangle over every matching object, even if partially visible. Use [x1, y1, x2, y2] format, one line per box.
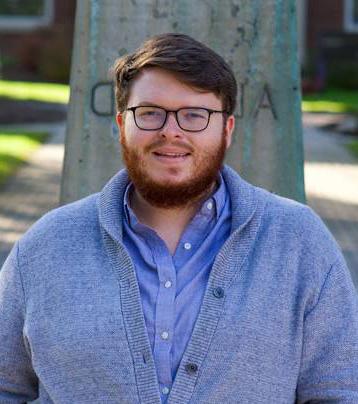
[304, 113, 358, 285]
[0, 123, 65, 265]
[0, 116, 357, 287]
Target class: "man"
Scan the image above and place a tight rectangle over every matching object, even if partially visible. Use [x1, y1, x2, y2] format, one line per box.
[0, 33, 357, 403]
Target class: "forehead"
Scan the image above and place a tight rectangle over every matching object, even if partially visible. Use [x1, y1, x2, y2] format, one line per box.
[127, 67, 222, 109]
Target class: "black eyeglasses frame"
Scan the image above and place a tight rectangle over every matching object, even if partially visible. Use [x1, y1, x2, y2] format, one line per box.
[125, 106, 226, 132]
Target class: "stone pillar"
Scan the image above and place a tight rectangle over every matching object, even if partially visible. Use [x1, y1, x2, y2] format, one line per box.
[61, 0, 305, 204]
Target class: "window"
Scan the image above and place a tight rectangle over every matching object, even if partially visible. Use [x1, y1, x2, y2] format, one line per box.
[0, 0, 54, 32]
[345, 0, 358, 32]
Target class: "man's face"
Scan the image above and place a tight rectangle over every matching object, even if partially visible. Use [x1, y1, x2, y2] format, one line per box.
[116, 67, 235, 208]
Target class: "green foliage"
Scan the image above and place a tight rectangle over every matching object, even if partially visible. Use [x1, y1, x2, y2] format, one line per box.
[0, 0, 44, 16]
[326, 62, 358, 90]
[37, 30, 72, 83]
[347, 141, 358, 159]
[0, 132, 48, 185]
[0, 80, 69, 104]
[302, 88, 358, 114]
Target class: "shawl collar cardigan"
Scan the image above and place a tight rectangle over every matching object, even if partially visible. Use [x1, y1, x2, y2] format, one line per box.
[98, 166, 262, 403]
[1, 165, 357, 403]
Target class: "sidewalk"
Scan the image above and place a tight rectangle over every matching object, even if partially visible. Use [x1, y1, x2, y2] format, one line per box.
[0, 118, 357, 287]
[303, 114, 358, 285]
[0, 123, 65, 265]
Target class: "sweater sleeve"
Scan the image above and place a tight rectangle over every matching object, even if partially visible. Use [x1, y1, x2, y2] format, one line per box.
[296, 255, 358, 402]
[0, 243, 38, 403]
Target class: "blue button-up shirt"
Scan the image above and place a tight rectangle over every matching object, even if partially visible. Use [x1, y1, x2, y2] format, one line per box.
[122, 175, 231, 401]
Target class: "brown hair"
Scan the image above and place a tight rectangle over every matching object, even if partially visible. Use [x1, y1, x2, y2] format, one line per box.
[112, 33, 237, 114]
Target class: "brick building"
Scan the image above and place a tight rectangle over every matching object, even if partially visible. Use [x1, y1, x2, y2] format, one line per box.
[0, 0, 76, 82]
[0, 1, 356, 88]
[302, 0, 358, 89]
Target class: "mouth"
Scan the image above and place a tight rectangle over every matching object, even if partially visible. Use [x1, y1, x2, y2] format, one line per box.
[152, 151, 191, 163]
[153, 151, 191, 158]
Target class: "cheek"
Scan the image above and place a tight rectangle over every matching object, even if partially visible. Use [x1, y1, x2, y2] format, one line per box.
[121, 121, 139, 145]
[122, 128, 153, 152]
[196, 134, 223, 153]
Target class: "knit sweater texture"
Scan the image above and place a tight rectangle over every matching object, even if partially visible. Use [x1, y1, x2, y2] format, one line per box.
[0, 166, 358, 403]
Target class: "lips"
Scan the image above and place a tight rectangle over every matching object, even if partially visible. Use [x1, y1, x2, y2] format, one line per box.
[151, 149, 191, 164]
[153, 151, 190, 157]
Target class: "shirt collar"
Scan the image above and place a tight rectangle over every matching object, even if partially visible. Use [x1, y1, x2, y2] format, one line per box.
[98, 165, 260, 244]
[123, 183, 137, 228]
[123, 173, 227, 228]
[196, 173, 226, 220]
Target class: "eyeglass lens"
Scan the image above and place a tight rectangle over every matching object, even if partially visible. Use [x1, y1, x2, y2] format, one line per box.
[134, 106, 210, 131]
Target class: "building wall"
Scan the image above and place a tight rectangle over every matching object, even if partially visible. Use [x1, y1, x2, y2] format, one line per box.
[306, 0, 344, 53]
[304, 0, 358, 89]
[0, 0, 76, 82]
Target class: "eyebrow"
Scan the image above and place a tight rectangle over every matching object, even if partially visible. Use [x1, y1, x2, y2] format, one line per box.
[132, 102, 213, 109]
[136, 102, 163, 107]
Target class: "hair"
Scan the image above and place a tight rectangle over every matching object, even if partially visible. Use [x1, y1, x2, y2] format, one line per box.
[112, 33, 237, 115]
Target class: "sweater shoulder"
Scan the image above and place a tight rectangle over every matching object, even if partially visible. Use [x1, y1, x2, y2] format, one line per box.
[256, 188, 343, 268]
[18, 193, 100, 256]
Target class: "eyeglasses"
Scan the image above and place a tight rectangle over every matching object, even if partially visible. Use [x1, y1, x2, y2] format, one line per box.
[126, 106, 226, 132]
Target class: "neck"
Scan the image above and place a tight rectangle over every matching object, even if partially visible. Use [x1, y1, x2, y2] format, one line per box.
[130, 183, 216, 254]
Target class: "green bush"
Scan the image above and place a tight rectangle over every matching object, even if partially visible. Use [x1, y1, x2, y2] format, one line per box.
[326, 62, 358, 90]
[0, 0, 44, 16]
[347, 141, 358, 159]
[37, 27, 72, 83]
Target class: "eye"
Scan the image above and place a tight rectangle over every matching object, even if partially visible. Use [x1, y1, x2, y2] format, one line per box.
[137, 107, 163, 118]
[181, 109, 208, 121]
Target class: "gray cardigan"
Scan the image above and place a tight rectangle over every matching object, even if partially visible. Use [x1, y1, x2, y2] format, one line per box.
[1, 166, 357, 403]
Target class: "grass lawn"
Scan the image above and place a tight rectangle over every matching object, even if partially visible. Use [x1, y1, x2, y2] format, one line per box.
[0, 132, 48, 185]
[0, 80, 69, 104]
[302, 88, 358, 114]
[0, 81, 65, 185]
[347, 140, 358, 159]
[0, 80, 356, 115]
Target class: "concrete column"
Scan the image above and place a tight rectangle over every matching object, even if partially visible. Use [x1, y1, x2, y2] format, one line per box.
[61, 0, 305, 204]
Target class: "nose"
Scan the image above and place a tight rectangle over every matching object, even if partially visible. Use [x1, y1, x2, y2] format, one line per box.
[159, 111, 183, 138]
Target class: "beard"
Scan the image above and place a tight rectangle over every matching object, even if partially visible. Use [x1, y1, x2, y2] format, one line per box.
[120, 132, 227, 209]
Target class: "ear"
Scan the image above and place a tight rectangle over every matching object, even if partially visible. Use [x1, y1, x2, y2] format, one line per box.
[224, 115, 235, 149]
[116, 112, 124, 129]
[116, 112, 125, 141]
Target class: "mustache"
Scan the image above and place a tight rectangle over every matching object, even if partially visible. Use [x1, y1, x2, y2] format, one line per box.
[144, 139, 194, 154]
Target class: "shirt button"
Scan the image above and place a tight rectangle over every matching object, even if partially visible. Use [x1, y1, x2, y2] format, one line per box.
[207, 201, 213, 210]
[184, 242, 191, 250]
[164, 280, 172, 288]
[161, 331, 169, 340]
[162, 386, 170, 395]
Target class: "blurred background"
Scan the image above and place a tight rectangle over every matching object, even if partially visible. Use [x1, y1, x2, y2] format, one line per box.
[0, 0, 357, 284]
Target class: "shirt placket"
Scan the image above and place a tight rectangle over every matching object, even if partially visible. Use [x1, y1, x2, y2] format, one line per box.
[174, 199, 216, 270]
[149, 240, 176, 398]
